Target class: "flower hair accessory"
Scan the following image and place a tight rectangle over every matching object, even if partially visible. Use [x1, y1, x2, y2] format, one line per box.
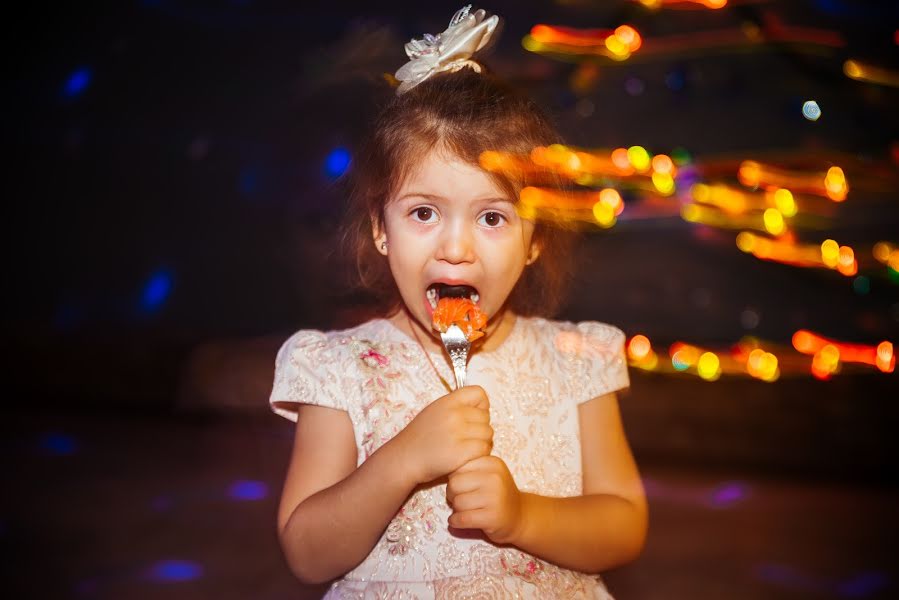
[395, 5, 500, 94]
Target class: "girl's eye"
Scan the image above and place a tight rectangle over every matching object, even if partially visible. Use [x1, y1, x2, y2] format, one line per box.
[411, 207, 437, 223]
[478, 211, 506, 227]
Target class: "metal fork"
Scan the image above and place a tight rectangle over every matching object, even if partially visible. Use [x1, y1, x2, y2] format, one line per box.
[440, 324, 471, 390]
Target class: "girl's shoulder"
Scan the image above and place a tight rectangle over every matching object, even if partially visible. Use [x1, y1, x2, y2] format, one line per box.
[515, 316, 630, 401]
[516, 315, 626, 354]
[277, 318, 398, 359]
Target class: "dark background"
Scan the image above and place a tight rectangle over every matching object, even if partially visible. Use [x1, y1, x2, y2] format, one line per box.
[5, 1, 899, 598]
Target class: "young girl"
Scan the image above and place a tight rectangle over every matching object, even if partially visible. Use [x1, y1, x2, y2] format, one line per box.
[270, 6, 647, 598]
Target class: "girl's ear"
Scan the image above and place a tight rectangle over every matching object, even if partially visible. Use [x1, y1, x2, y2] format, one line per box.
[525, 239, 542, 265]
[371, 218, 388, 256]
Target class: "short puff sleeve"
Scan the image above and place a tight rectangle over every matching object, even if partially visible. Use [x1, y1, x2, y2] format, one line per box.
[269, 330, 347, 421]
[567, 321, 630, 404]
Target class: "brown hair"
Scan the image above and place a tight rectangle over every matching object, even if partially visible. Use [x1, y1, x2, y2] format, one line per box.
[341, 68, 577, 317]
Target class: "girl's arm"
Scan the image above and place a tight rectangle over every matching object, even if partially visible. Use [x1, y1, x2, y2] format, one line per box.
[277, 404, 418, 584]
[278, 386, 492, 584]
[447, 391, 647, 573]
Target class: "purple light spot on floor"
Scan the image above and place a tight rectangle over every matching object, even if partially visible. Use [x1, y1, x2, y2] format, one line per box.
[151, 494, 175, 511]
[74, 578, 99, 596]
[147, 559, 203, 582]
[754, 563, 826, 593]
[838, 571, 889, 597]
[39, 433, 78, 455]
[227, 480, 268, 501]
[708, 481, 749, 507]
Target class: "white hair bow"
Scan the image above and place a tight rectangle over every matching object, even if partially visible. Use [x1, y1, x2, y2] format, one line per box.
[394, 5, 500, 94]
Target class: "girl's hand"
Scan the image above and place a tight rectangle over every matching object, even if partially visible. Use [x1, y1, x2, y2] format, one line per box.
[393, 385, 492, 485]
[445, 455, 524, 545]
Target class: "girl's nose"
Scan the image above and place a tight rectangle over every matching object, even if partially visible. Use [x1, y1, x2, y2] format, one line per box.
[436, 221, 475, 264]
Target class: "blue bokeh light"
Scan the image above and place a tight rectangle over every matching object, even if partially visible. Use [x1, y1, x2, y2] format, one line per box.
[324, 147, 352, 179]
[141, 270, 173, 312]
[239, 167, 258, 196]
[147, 560, 204, 583]
[64, 67, 92, 98]
[838, 571, 889, 597]
[227, 480, 268, 501]
[39, 433, 78, 456]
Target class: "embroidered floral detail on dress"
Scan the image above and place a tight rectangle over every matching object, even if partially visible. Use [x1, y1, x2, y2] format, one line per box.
[510, 374, 555, 417]
[432, 575, 509, 599]
[500, 550, 544, 585]
[385, 492, 440, 556]
[361, 348, 391, 368]
[353, 340, 407, 458]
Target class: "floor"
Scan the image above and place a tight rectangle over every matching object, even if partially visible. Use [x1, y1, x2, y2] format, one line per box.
[5, 409, 897, 599]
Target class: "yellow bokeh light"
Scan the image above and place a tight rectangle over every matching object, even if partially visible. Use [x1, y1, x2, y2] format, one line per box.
[691, 183, 710, 203]
[824, 166, 848, 202]
[738, 160, 761, 187]
[873, 242, 892, 263]
[614, 25, 642, 52]
[819, 344, 840, 368]
[821, 239, 839, 268]
[763, 208, 786, 236]
[681, 204, 700, 223]
[843, 60, 862, 79]
[521, 35, 542, 53]
[697, 352, 721, 381]
[566, 152, 582, 173]
[516, 202, 538, 221]
[604, 34, 630, 59]
[599, 188, 624, 215]
[592, 201, 616, 228]
[627, 146, 651, 172]
[773, 188, 797, 217]
[652, 172, 676, 195]
[519, 186, 541, 207]
[736, 231, 756, 253]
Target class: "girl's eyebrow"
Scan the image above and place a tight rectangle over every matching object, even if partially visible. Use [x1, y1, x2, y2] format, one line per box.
[396, 192, 514, 205]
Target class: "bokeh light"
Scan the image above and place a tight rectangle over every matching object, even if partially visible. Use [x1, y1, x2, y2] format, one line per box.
[227, 480, 268, 501]
[146, 560, 204, 583]
[762, 208, 785, 236]
[324, 147, 352, 180]
[627, 146, 651, 172]
[697, 352, 721, 381]
[801, 100, 821, 121]
[141, 270, 173, 313]
[63, 67, 92, 98]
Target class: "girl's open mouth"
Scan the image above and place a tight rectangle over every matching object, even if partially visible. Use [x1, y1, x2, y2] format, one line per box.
[425, 283, 480, 310]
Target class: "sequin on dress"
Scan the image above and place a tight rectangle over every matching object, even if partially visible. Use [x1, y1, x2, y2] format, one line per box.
[270, 316, 630, 599]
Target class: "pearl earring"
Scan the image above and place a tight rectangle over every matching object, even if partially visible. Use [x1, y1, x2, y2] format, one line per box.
[381, 240, 387, 250]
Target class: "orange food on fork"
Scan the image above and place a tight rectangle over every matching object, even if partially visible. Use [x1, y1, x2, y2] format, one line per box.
[432, 297, 487, 342]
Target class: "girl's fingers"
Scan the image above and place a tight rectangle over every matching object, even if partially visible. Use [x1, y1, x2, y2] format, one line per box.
[464, 423, 494, 444]
[446, 470, 483, 498]
[460, 439, 492, 463]
[447, 490, 486, 513]
[448, 507, 490, 530]
[460, 406, 490, 424]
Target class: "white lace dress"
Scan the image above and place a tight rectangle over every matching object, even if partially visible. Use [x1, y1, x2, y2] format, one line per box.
[270, 316, 630, 599]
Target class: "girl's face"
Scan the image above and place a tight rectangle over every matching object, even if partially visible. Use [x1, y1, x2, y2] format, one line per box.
[375, 149, 539, 338]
